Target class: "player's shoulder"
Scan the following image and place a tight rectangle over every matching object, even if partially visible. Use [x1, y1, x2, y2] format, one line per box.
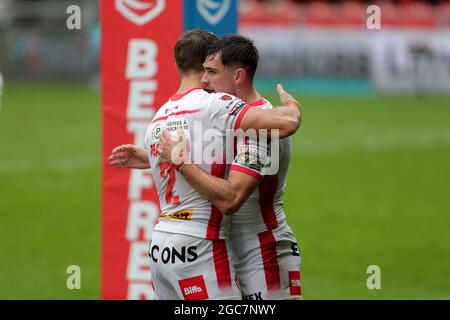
[169, 87, 210, 105]
[254, 96, 273, 109]
[203, 91, 239, 103]
[177, 88, 237, 109]
[205, 92, 247, 114]
[184, 87, 210, 98]
[154, 88, 208, 115]
[262, 97, 273, 108]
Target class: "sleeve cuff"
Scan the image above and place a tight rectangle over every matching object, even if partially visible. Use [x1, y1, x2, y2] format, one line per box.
[230, 164, 263, 181]
[233, 104, 252, 131]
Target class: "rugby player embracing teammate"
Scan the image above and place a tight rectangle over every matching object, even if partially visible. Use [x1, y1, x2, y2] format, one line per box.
[159, 35, 302, 300]
[108, 30, 301, 300]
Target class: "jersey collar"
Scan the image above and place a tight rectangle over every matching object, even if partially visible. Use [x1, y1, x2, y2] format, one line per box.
[170, 87, 202, 101]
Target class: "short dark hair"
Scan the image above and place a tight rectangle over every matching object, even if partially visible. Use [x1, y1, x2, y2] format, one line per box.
[174, 29, 218, 74]
[205, 34, 259, 79]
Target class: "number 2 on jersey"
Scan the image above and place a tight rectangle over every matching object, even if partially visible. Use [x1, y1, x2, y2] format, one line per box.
[159, 162, 180, 205]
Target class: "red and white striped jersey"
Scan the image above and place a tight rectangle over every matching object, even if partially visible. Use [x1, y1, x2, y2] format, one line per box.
[230, 98, 292, 236]
[144, 88, 251, 240]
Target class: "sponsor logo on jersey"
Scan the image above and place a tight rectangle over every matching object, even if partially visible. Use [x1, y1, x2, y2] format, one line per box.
[151, 123, 164, 141]
[289, 271, 301, 296]
[242, 291, 263, 300]
[228, 101, 247, 116]
[161, 209, 193, 220]
[235, 144, 271, 170]
[220, 94, 232, 101]
[178, 275, 209, 300]
[149, 245, 198, 264]
[150, 143, 160, 157]
[165, 105, 179, 114]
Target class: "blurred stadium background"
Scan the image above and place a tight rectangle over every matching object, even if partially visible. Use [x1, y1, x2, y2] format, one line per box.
[0, 0, 449, 299]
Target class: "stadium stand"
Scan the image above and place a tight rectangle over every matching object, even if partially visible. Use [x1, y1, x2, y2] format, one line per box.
[239, 0, 449, 28]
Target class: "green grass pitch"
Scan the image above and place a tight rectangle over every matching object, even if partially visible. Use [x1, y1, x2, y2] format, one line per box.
[0, 82, 449, 299]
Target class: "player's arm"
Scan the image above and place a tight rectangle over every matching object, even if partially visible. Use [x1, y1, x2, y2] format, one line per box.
[238, 84, 301, 138]
[159, 130, 259, 215]
[108, 144, 150, 169]
[179, 165, 257, 215]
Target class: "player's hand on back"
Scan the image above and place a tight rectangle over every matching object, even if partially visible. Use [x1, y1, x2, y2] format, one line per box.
[158, 129, 191, 169]
[108, 144, 150, 169]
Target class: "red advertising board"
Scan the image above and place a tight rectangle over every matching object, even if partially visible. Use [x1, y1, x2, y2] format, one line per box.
[101, 0, 182, 299]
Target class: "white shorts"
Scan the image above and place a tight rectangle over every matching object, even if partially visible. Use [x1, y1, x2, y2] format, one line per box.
[230, 224, 302, 300]
[149, 230, 241, 300]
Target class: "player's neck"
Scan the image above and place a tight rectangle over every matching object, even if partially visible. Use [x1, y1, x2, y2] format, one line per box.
[236, 85, 261, 105]
[177, 73, 203, 94]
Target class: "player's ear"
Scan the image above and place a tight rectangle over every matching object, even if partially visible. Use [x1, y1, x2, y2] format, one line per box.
[234, 68, 246, 84]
